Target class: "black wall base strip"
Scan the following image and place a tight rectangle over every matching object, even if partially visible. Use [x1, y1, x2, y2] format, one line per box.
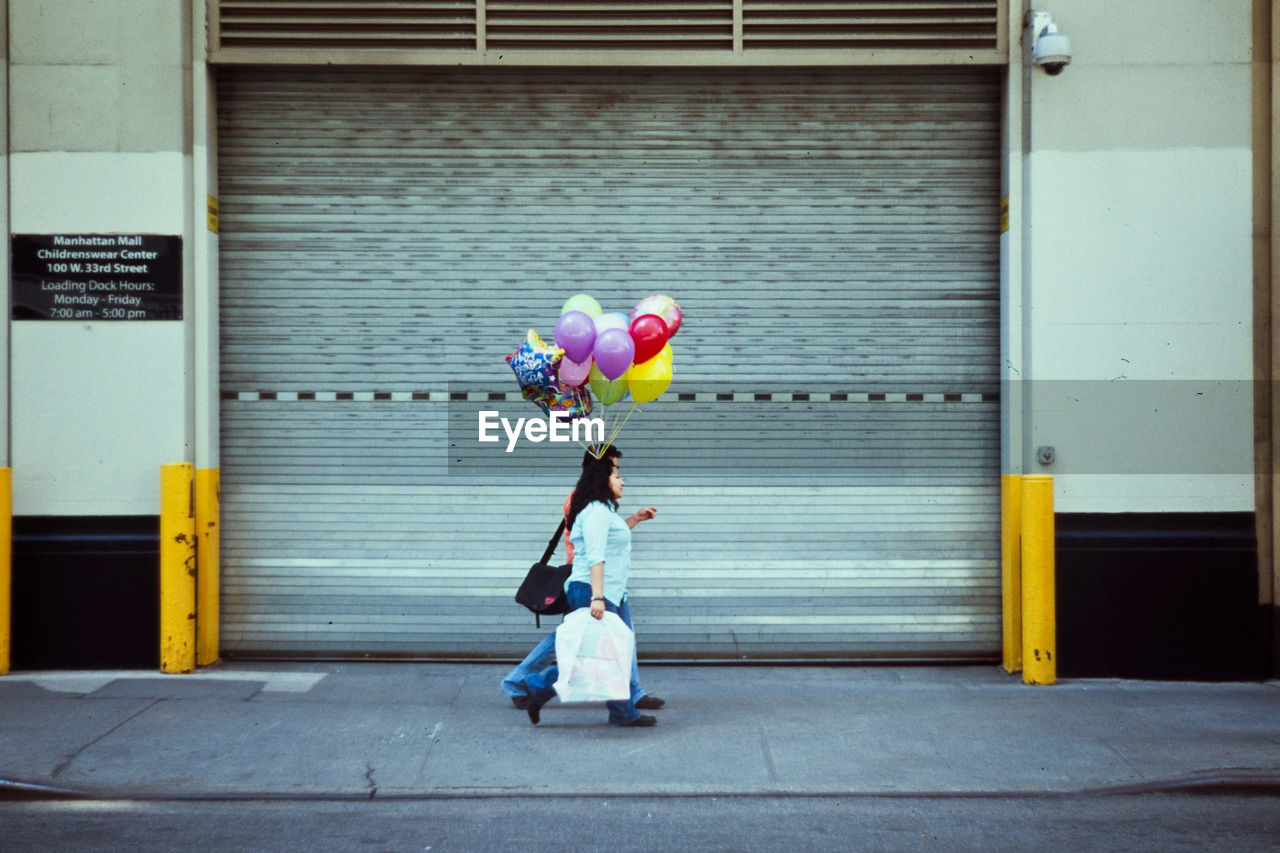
[1055, 513, 1265, 680]
[11, 516, 160, 670]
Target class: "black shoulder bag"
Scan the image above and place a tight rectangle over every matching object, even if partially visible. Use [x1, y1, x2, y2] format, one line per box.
[514, 519, 571, 627]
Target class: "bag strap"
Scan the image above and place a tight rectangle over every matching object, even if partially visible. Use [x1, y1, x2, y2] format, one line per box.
[540, 518, 567, 566]
[535, 518, 567, 628]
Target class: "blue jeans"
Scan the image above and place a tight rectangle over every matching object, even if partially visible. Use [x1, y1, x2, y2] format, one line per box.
[503, 595, 645, 702]
[502, 631, 556, 698]
[521, 582, 643, 724]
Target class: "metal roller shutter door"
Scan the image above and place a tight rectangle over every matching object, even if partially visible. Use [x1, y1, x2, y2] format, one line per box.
[217, 68, 1001, 661]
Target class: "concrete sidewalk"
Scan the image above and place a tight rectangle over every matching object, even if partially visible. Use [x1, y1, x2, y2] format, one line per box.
[2, 663, 1279, 800]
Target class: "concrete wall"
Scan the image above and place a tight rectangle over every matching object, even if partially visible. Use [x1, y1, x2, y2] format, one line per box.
[1021, 0, 1256, 512]
[7, 0, 196, 514]
[0, 2, 9, 465]
[2, 0, 1259, 520]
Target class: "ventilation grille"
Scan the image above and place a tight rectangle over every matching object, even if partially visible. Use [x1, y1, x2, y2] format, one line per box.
[743, 1, 999, 50]
[486, 1, 734, 51]
[217, 1, 477, 50]
[212, 1, 1003, 61]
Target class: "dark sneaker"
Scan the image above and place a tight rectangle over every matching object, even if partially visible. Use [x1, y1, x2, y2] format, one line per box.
[635, 695, 665, 710]
[511, 696, 530, 710]
[614, 714, 657, 727]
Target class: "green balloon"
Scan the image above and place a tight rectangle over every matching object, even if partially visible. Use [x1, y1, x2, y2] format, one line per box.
[588, 363, 629, 406]
[561, 293, 603, 319]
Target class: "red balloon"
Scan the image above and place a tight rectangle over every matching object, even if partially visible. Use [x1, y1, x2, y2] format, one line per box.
[629, 314, 670, 365]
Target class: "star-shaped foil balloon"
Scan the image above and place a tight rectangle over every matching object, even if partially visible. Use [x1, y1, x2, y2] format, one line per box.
[506, 329, 593, 419]
[507, 329, 562, 390]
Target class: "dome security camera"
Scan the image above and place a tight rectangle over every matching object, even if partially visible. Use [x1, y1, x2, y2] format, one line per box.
[1030, 12, 1072, 75]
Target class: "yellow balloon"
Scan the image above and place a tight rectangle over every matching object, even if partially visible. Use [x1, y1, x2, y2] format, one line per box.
[589, 362, 630, 405]
[628, 354, 673, 404]
[657, 342, 673, 365]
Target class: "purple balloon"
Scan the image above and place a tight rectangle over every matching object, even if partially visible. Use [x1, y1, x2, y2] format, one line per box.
[554, 310, 597, 364]
[593, 328, 636, 380]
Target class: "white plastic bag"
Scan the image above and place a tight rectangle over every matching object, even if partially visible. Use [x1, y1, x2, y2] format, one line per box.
[553, 609, 635, 702]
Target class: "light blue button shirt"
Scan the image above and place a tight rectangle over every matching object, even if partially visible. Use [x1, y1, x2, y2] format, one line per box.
[567, 501, 632, 604]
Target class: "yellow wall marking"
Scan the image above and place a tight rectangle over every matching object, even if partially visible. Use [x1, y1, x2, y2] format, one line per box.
[196, 468, 221, 666]
[1001, 474, 1023, 673]
[0, 470, 11, 675]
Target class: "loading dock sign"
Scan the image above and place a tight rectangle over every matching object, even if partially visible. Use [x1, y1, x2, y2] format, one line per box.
[11, 234, 182, 320]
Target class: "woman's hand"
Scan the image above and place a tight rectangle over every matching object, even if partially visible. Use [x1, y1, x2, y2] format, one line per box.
[626, 506, 658, 528]
[589, 563, 606, 619]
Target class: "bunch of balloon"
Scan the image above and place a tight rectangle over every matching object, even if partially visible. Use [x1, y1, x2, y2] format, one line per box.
[552, 292, 682, 457]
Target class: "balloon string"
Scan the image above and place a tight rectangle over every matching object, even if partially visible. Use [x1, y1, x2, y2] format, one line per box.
[599, 401, 640, 457]
[615, 402, 640, 438]
[598, 407, 619, 457]
[570, 386, 597, 457]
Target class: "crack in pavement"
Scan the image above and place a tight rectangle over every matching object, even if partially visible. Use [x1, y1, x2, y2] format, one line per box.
[759, 728, 780, 784]
[51, 699, 165, 779]
[416, 676, 467, 783]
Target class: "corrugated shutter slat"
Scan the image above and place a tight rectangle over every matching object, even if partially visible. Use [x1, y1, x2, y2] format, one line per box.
[217, 69, 1001, 661]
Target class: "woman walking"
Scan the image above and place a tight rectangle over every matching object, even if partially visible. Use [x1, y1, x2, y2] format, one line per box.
[522, 455, 659, 727]
[502, 446, 663, 712]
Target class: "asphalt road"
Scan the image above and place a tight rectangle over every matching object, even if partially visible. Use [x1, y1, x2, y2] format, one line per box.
[3, 793, 1278, 852]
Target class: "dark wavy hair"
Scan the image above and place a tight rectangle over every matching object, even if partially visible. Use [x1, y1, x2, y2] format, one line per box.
[567, 456, 619, 529]
[582, 445, 621, 470]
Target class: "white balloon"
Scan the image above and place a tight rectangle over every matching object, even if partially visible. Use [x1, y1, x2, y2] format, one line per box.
[593, 312, 629, 335]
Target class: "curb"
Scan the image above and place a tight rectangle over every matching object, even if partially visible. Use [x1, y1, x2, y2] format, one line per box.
[4, 773, 1279, 803]
[0, 779, 90, 801]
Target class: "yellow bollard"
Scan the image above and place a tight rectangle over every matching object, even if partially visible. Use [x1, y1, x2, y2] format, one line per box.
[0, 469, 11, 675]
[160, 463, 196, 673]
[1001, 475, 1023, 673]
[1021, 474, 1056, 685]
[195, 468, 221, 667]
